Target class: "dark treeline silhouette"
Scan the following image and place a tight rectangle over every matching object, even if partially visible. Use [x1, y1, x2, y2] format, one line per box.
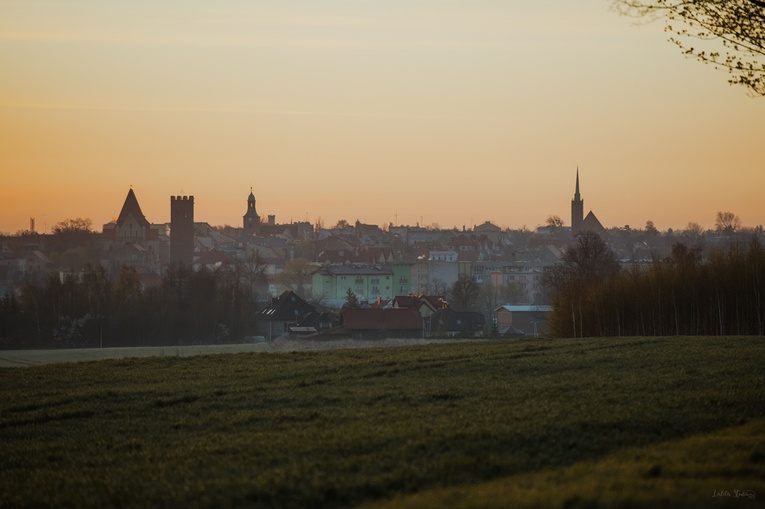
[544, 232, 765, 337]
[0, 263, 265, 348]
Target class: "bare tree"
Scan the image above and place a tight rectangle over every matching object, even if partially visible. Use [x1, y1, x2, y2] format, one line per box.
[275, 258, 314, 298]
[715, 211, 742, 234]
[546, 215, 565, 229]
[563, 231, 619, 284]
[449, 274, 481, 311]
[645, 220, 659, 236]
[613, 0, 765, 95]
[52, 217, 94, 234]
[684, 222, 704, 237]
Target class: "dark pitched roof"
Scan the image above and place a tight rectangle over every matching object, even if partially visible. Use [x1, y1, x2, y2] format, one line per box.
[296, 311, 339, 329]
[193, 248, 234, 268]
[391, 295, 419, 309]
[258, 291, 315, 321]
[116, 189, 151, 229]
[431, 308, 485, 332]
[474, 221, 501, 232]
[317, 249, 364, 264]
[391, 295, 448, 312]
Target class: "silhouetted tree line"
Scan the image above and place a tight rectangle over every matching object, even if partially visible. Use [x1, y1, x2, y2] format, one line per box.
[544, 231, 765, 337]
[0, 263, 266, 348]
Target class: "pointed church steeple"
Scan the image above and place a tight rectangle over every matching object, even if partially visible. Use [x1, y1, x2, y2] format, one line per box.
[574, 167, 581, 202]
[116, 188, 150, 228]
[571, 168, 584, 233]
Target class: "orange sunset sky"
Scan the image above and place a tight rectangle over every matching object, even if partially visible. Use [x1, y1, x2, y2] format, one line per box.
[1, 1, 762, 235]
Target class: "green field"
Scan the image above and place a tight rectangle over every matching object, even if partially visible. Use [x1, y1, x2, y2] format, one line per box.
[1, 337, 764, 508]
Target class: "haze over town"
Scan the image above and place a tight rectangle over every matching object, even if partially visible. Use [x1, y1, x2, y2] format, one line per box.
[1, 1, 763, 234]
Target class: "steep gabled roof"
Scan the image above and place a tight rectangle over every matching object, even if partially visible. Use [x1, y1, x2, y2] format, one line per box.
[116, 189, 151, 229]
[258, 291, 316, 321]
[580, 211, 608, 238]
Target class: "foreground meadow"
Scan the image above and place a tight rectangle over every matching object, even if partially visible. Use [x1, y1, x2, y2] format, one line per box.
[1, 337, 764, 508]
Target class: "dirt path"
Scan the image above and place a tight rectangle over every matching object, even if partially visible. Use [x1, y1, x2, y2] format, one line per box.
[0, 338, 475, 367]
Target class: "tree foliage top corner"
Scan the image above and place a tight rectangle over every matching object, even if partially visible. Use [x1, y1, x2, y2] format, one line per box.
[613, 0, 765, 96]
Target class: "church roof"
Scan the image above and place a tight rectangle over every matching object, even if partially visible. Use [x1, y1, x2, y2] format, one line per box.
[581, 211, 608, 238]
[116, 189, 150, 229]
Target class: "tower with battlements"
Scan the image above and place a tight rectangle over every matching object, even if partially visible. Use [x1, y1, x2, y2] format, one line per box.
[170, 195, 194, 266]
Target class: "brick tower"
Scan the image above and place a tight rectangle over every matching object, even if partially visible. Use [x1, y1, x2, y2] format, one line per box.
[170, 195, 194, 266]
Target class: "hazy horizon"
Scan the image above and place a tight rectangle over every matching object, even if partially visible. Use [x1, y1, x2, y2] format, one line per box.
[2, 1, 763, 234]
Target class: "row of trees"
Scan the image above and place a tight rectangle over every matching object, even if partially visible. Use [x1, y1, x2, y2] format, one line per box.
[544, 231, 765, 337]
[0, 262, 268, 348]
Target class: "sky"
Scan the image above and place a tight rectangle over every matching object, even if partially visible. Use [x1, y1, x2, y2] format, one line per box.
[1, 0, 762, 235]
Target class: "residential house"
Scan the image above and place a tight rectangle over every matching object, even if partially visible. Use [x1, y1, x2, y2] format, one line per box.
[409, 250, 460, 295]
[337, 308, 423, 339]
[430, 308, 485, 337]
[494, 305, 552, 337]
[473, 221, 503, 244]
[289, 310, 340, 338]
[257, 291, 316, 340]
[388, 294, 447, 336]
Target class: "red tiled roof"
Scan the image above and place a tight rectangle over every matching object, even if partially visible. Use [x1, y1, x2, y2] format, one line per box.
[342, 308, 422, 330]
[392, 295, 419, 309]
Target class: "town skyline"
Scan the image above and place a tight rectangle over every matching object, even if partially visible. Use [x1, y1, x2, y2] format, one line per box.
[2, 177, 758, 236]
[2, 1, 763, 234]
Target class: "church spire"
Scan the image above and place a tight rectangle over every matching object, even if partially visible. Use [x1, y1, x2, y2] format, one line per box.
[243, 186, 260, 236]
[574, 167, 581, 202]
[571, 167, 584, 233]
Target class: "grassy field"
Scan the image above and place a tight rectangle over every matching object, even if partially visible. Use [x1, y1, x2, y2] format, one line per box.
[1, 336, 763, 508]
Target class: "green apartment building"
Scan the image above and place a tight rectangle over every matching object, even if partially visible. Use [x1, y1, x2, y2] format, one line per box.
[312, 263, 413, 304]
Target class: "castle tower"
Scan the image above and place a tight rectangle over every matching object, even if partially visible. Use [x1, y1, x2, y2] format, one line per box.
[170, 195, 194, 266]
[571, 168, 583, 234]
[243, 188, 260, 236]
